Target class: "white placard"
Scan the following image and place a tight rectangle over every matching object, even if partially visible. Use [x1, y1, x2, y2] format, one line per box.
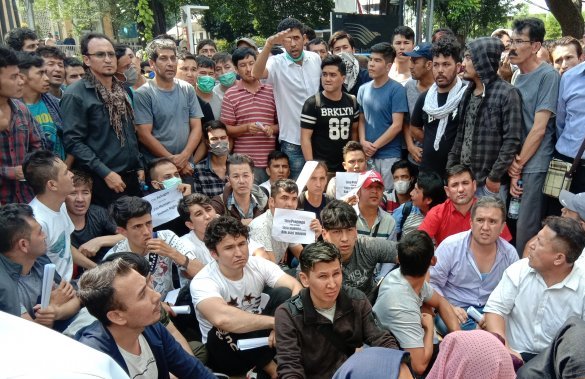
[41, 263, 56, 309]
[295, 161, 319, 191]
[143, 187, 183, 227]
[345, 170, 374, 198]
[335, 172, 360, 199]
[272, 208, 316, 245]
[237, 337, 269, 350]
[170, 305, 191, 315]
[164, 288, 180, 305]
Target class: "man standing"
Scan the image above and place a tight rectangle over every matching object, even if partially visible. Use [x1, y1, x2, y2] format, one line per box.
[191, 216, 302, 377]
[410, 37, 467, 178]
[430, 197, 518, 332]
[0, 47, 44, 205]
[77, 260, 215, 378]
[358, 42, 408, 189]
[328, 31, 372, 96]
[276, 241, 398, 378]
[36, 46, 66, 99]
[6, 27, 39, 52]
[61, 33, 143, 207]
[447, 37, 523, 200]
[221, 47, 278, 184]
[507, 18, 560, 254]
[134, 37, 202, 177]
[63, 57, 85, 87]
[389, 26, 415, 85]
[301, 55, 359, 174]
[551, 37, 584, 76]
[306, 38, 329, 61]
[484, 217, 585, 362]
[253, 17, 321, 180]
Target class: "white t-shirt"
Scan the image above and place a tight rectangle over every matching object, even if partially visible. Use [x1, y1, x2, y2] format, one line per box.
[191, 256, 285, 343]
[260, 180, 271, 196]
[249, 211, 300, 264]
[29, 198, 74, 281]
[118, 334, 158, 379]
[104, 230, 197, 298]
[180, 231, 213, 265]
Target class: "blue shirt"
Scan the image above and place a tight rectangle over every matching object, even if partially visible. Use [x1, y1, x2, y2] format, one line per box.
[357, 79, 408, 159]
[556, 61, 585, 159]
[429, 230, 518, 308]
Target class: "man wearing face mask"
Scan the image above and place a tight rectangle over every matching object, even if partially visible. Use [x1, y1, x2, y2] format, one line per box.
[113, 44, 140, 96]
[193, 121, 230, 198]
[385, 159, 417, 213]
[212, 52, 237, 104]
[134, 36, 203, 179]
[194, 56, 222, 120]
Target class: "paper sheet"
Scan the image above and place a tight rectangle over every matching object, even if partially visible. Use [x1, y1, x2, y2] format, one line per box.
[345, 170, 374, 198]
[41, 264, 56, 309]
[237, 337, 269, 350]
[295, 161, 319, 191]
[272, 208, 316, 244]
[143, 187, 183, 227]
[335, 172, 360, 199]
[170, 305, 191, 315]
[164, 288, 180, 305]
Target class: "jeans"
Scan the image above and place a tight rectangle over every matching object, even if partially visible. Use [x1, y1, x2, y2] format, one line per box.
[435, 306, 484, 336]
[373, 157, 401, 190]
[280, 141, 305, 181]
[515, 172, 546, 256]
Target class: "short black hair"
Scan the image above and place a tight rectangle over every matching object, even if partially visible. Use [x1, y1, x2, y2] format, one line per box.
[391, 159, 417, 177]
[321, 200, 358, 230]
[445, 164, 475, 183]
[300, 241, 341, 275]
[303, 25, 316, 41]
[307, 38, 327, 50]
[0, 203, 35, 254]
[147, 157, 177, 181]
[23, 150, 61, 195]
[204, 216, 249, 251]
[64, 56, 82, 68]
[432, 36, 462, 63]
[212, 52, 231, 65]
[416, 172, 447, 209]
[232, 47, 257, 66]
[6, 27, 37, 51]
[321, 54, 346, 75]
[342, 141, 365, 159]
[329, 31, 355, 51]
[552, 36, 584, 58]
[0, 46, 20, 69]
[370, 42, 396, 64]
[80, 32, 113, 56]
[271, 179, 298, 199]
[393, 26, 415, 42]
[109, 196, 152, 228]
[270, 46, 284, 56]
[267, 150, 289, 166]
[177, 51, 196, 62]
[398, 230, 434, 277]
[203, 120, 227, 142]
[544, 216, 585, 264]
[277, 18, 304, 34]
[177, 193, 213, 223]
[431, 27, 455, 43]
[16, 52, 44, 72]
[102, 252, 150, 277]
[114, 44, 130, 60]
[140, 61, 151, 73]
[195, 55, 215, 70]
[72, 170, 93, 190]
[227, 153, 254, 175]
[146, 38, 176, 61]
[36, 46, 65, 61]
[512, 17, 546, 44]
[196, 39, 217, 55]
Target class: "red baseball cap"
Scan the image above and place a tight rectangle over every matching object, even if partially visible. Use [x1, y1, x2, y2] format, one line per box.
[362, 171, 384, 189]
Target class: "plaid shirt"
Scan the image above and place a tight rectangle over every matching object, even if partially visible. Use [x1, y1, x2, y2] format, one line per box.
[0, 99, 45, 204]
[192, 156, 227, 197]
[447, 38, 523, 185]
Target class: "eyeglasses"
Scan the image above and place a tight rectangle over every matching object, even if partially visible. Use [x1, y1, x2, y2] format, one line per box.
[510, 39, 532, 46]
[86, 51, 116, 59]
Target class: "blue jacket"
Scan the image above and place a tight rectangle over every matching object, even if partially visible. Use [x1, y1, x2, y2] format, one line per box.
[76, 321, 215, 379]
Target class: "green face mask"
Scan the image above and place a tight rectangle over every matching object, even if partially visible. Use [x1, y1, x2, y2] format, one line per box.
[197, 75, 216, 93]
[218, 71, 237, 87]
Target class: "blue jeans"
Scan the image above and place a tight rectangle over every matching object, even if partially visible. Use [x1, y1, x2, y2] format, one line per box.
[280, 141, 305, 181]
[435, 306, 484, 336]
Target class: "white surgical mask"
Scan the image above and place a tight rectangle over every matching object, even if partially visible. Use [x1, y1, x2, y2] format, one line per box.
[394, 180, 411, 195]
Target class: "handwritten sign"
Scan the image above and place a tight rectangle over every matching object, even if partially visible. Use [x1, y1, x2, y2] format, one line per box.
[272, 208, 316, 244]
[295, 161, 319, 192]
[143, 187, 183, 227]
[335, 172, 360, 199]
[345, 170, 374, 198]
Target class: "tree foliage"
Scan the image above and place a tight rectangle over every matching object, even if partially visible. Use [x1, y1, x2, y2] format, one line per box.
[544, 0, 584, 39]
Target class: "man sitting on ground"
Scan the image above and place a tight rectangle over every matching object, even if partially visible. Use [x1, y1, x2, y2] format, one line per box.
[76, 259, 215, 378]
[374, 230, 459, 376]
[326, 141, 368, 202]
[191, 216, 302, 378]
[276, 241, 398, 378]
[259, 151, 291, 197]
[355, 171, 396, 239]
[178, 193, 218, 265]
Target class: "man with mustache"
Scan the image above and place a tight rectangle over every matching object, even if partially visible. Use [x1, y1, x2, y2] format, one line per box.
[506, 18, 560, 255]
[410, 37, 467, 178]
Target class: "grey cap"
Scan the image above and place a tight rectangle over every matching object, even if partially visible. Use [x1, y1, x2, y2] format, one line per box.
[236, 37, 258, 50]
[559, 190, 585, 220]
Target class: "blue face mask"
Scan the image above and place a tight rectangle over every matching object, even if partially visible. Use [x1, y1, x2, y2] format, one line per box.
[161, 176, 182, 190]
[218, 71, 237, 87]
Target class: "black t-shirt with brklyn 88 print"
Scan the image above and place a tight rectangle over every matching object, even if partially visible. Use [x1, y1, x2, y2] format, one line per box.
[301, 92, 359, 172]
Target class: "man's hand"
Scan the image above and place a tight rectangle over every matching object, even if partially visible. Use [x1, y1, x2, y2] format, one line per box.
[137, 170, 145, 182]
[172, 153, 189, 170]
[263, 124, 275, 137]
[51, 280, 75, 306]
[15, 166, 25, 180]
[146, 238, 179, 259]
[421, 313, 434, 331]
[452, 306, 468, 324]
[104, 171, 126, 193]
[498, 54, 513, 82]
[510, 177, 523, 197]
[309, 219, 323, 239]
[78, 239, 102, 258]
[507, 154, 523, 178]
[478, 316, 487, 330]
[485, 178, 501, 194]
[268, 329, 276, 348]
[361, 141, 378, 158]
[407, 145, 423, 163]
[343, 194, 358, 206]
[33, 304, 57, 328]
[178, 183, 192, 196]
[265, 29, 291, 48]
[161, 301, 176, 317]
[247, 122, 265, 134]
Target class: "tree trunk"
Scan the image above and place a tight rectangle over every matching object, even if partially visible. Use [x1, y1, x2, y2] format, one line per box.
[151, 0, 167, 37]
[544, 0, 584, 38]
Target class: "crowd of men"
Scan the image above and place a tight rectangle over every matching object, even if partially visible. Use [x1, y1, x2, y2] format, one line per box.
[2, 14, 585, 379]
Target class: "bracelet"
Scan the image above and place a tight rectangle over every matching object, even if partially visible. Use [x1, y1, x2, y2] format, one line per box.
[182, 255, 190, 268]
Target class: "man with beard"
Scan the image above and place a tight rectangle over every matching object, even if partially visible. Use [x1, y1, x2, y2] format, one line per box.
[410, 37, 467, 178]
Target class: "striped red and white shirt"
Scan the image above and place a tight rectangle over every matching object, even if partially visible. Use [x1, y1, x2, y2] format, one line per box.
[220, 80, 278, 167]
